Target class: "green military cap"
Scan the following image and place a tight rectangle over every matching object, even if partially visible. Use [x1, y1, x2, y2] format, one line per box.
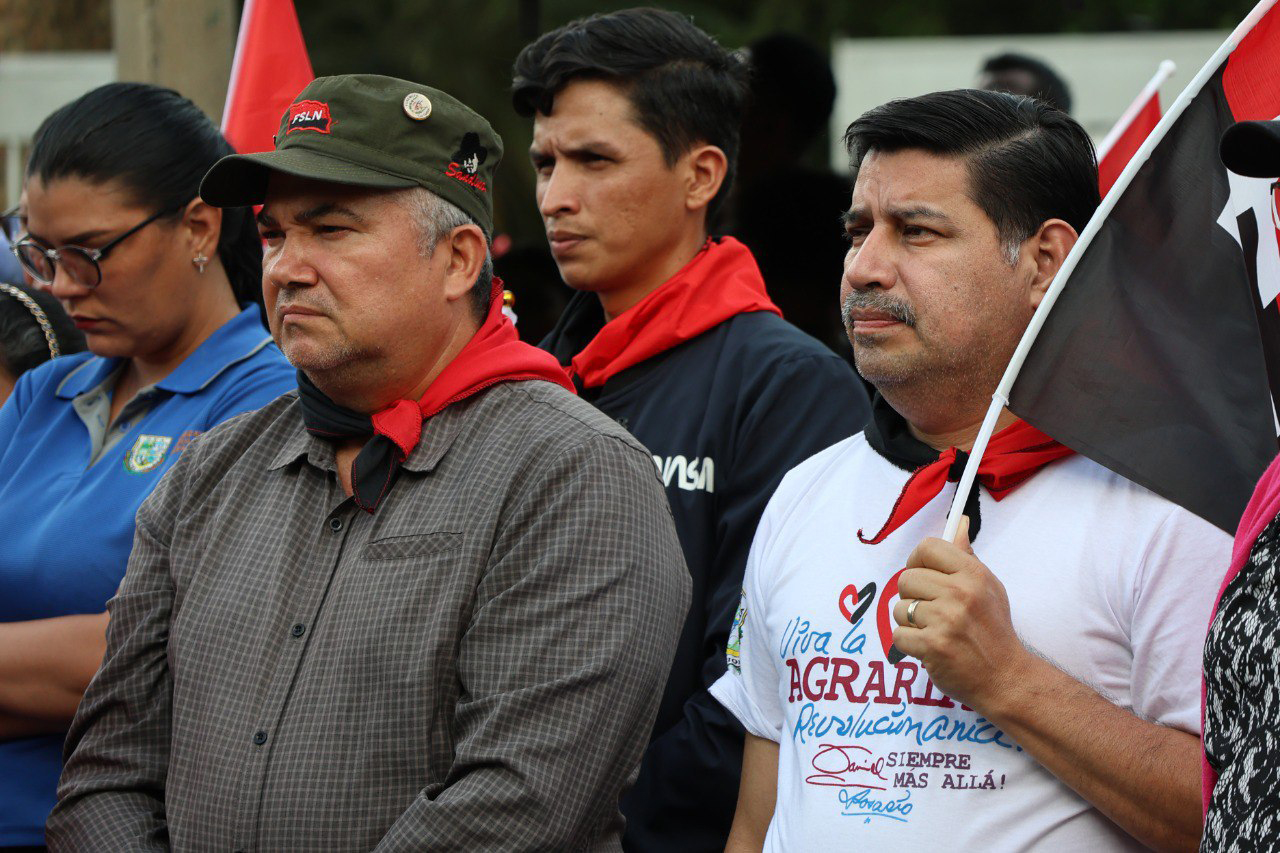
[201, 74, 503, 234]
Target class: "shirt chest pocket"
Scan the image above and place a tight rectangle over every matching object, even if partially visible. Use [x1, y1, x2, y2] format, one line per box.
[320, 530, 473, 664]
[296, 531, 475, 730]
[362, 530, 464, 561]
[275, 530, 475, 789]
[339, 531, 470, 621]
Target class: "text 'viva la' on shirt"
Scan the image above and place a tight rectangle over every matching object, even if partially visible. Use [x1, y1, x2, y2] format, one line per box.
[710, 433, 1229, 851]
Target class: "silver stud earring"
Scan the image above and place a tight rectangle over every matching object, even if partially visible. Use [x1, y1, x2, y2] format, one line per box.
[192, 253, 209, 273]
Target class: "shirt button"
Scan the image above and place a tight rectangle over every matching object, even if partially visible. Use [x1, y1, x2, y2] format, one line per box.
[329, 517, 343, 532]
[291, 623, 306, 638]
[252, 730, 268, 746]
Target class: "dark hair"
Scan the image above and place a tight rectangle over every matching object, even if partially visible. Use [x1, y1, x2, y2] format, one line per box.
[512, 7, 749, 220]
[0, 282, 86, 378]
[981, 52, 1073, 114]
[747, 33, 836, 149]
[25, 82, 262, 306]
[843, 89, 1100, 254]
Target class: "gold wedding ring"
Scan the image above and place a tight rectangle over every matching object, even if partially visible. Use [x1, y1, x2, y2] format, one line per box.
[906, 598, 922, 627]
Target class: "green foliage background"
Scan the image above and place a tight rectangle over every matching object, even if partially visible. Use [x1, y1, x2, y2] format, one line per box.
[292, 0, 1254, 242]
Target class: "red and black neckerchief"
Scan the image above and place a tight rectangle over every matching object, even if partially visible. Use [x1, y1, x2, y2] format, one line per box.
[298, 278, 574, 512]
[860, 394, 1074, 543]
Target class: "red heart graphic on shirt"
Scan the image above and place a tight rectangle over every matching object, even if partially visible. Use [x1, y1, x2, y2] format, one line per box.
[838, 582, 877, 626]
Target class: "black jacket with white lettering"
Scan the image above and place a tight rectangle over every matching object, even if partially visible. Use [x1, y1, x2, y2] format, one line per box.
[542, 291, 870, 852]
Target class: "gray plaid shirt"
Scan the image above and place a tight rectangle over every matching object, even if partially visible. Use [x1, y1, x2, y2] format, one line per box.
[48, 382, 690, 852]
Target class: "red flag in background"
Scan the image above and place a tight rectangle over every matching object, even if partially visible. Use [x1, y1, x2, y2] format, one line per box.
[1096, 61, 1174, 195]
[221, 0, 314, 154]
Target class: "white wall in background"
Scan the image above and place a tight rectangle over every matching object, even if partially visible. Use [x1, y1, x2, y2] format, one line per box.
[830, 31, 1227, 171]
[0, 53, 115, 206]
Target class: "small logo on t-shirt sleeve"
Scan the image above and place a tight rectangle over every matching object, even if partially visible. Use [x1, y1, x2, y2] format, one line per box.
[727, 590, 747, 673]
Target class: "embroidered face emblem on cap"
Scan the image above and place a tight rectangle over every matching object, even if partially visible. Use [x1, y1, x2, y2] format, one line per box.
[286, 100, 332, 135]
[403, 92, 433, 120]
[451, 132, 488, 177]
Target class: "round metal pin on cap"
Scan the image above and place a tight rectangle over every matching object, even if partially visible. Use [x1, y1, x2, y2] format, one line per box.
[403, 93, 432, 120]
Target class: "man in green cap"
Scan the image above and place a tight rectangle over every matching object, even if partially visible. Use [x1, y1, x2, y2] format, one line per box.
[47, 74, 690, 852]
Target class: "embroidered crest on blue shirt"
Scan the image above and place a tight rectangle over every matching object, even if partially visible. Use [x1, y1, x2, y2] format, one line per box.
[124, 434, 173, 474]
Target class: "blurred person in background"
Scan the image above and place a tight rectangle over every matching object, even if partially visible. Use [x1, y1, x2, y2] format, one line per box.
[515, 9, 870, 850]
[728, 33, 855, 360]
[979, 51, 1073, 114]
[0, 82, 293, 849]
[492, 243, 570, 345]
[0, 206, 28, 285]
[0, 282, 85, 405]
[1202, 117, 1280, 850]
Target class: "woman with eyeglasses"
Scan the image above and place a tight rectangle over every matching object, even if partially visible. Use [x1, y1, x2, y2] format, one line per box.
[0, 83, 294, 848]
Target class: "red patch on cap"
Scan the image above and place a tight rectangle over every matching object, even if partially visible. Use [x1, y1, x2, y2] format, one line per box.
[286, 100, 332, 135]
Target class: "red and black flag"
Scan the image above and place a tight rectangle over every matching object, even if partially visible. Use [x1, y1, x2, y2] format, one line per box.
[993, 0, 1280, 534]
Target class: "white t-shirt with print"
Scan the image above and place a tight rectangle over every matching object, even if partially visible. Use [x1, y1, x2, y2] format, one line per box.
[711, 433, 1230, 851]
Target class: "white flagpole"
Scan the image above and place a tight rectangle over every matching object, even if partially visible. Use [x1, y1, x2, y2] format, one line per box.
[1094, 59, 1177, 166]
[941, 0, 1279, 542]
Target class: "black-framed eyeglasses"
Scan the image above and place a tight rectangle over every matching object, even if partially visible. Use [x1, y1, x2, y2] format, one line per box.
[1, 205, 20, 244]
[10, 201, 186, 289]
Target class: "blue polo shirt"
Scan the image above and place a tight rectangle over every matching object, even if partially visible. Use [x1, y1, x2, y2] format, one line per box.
[0, 305, 294, 846]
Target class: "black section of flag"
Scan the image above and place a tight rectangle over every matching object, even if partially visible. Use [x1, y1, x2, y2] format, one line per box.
[1009, 64, 1277, 532]
[1237, 208, 1280, 406]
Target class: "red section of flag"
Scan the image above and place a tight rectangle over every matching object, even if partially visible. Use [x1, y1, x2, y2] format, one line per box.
[1098, 93, 1162, 196]
[1222, 4, 1280, 285]
[221, 0, 314, 154]
[1223, 5, 1280, 122]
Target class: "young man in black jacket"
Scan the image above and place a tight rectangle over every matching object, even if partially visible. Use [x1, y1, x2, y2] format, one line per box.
[513, 10, 870, 850]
